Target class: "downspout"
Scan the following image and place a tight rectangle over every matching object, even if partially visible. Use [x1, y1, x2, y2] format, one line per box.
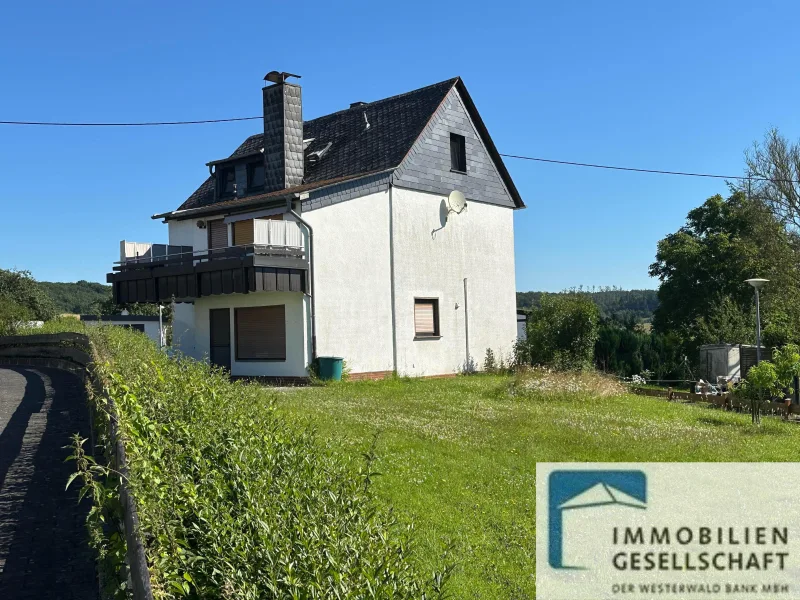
[388, 181, 398, 373]
[463, 277, 470, 370]
[288, 199, 316, 361]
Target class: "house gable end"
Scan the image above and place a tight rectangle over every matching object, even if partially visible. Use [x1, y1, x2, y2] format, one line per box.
[393, 85, 521, 209]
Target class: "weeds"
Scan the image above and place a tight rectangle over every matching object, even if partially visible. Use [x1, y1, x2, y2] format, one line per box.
[70, 326, 449, 599]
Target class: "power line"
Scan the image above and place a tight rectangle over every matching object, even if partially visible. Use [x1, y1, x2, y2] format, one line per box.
[498, 153, 794, 184]
[0, 116, 261, 126]
[2, 113, 798, 184]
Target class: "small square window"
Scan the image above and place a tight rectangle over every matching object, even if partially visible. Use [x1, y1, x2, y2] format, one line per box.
[247, 161, 265, 191]
[450, 133, 466, 172]
[414, 298, 440, 337]
[217, 166, 236, 198]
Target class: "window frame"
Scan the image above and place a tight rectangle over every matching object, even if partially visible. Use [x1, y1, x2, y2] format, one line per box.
[234, 305, 287, 361]
[217, 165, 236, 198]
[449, 133, 467, 173]
[414, 297, 441, 339]
[246, 160, 266, 192]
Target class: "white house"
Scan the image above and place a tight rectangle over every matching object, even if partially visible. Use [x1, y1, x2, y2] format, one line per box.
[107, 72, 525, 379]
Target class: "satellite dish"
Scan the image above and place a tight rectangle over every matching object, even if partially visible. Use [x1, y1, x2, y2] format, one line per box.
[447, 190, 467, 214]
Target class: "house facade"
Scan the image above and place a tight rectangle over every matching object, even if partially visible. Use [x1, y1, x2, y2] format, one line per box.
[107, 73, 524, 379]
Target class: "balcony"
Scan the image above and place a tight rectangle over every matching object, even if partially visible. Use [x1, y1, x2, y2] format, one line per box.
[108, 221, 309, 304]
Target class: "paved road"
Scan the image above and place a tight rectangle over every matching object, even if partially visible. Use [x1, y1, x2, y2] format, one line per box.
[0, 366, 98, 599]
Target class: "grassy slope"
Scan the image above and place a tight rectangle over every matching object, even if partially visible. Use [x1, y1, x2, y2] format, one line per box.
[276, 375, 800, 600]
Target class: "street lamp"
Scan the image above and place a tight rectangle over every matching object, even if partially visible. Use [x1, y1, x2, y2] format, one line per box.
[745, 278, 769, 363]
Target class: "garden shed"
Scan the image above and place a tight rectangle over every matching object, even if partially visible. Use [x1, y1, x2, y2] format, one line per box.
[698, 344, 771, 383]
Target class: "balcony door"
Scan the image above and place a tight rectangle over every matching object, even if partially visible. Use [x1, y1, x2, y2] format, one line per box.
[209, 308, 231, 370]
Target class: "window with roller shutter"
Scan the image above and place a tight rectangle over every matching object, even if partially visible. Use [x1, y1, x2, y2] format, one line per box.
[233, 219, 255, 246]
[414, 298, 440, 337]
[207, 219, 228, 250]
[235, 305, 286, 360]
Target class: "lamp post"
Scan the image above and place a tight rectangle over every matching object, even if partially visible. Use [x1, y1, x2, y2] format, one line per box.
[745, 278, 769, 363]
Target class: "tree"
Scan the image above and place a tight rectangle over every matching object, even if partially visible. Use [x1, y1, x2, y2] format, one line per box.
[524, 293, 600, 370]
[0, 269, 56, 321]
[740, 128, 800, 231]
[649, 192, 800, 356]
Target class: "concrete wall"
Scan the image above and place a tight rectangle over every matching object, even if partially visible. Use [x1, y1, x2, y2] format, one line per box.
[192, 292, 309, 378]
[391, 186, 517, 376]
[303, 190, 395, 373]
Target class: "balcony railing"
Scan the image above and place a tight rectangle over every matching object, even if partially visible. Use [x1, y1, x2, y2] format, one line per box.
[116, 220, 307, 271]
[115, 244, 306, 270]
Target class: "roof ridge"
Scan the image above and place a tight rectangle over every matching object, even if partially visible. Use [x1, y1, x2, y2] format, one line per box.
[304, 77, 459, 124]
[229, 77, 460, 157]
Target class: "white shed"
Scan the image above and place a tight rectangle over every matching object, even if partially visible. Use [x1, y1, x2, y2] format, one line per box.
[80, 315, 163, 346]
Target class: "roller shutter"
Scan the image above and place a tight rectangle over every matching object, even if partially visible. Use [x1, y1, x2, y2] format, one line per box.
[208, 219, 228, 249]
[414, 299, 439, 336]
[235, 305, 286, 360]
[233, 219, 255, 246]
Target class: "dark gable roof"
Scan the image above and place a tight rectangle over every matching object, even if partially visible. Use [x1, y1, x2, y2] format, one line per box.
[172, 77, 523, 215]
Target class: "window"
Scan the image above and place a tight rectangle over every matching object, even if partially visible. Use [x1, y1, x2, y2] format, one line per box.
[247, 161, 266, 191]
[217, 166, 236, 198]
[233, 219, 254, 246]
[235, 305, 286, 360]
[450, 133, 466, 172]
[207, 219, 228, 249]
[414, 298, 440, 337]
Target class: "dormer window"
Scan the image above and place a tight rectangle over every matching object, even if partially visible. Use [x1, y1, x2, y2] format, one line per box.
[247, 161, 266, 192]
[217, 166, 235, 198]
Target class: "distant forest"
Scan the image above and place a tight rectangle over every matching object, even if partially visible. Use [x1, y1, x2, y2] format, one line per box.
[517, 288, 659, 323]
[38, 280, 112, 314]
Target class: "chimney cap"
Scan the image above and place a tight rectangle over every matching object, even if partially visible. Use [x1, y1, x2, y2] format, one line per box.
[350, 101, 367, 108]
[264, 71, 301, 84]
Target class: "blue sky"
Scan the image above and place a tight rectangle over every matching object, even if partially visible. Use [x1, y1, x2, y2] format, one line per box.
[1, 0, 797, 292]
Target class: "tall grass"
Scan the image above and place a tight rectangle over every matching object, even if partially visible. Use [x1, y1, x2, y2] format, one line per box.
[80, 326, 448, 599]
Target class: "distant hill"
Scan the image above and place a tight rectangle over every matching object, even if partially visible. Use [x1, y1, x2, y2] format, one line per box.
[517, 288, 659, 323]
[39, 280, 112, 314]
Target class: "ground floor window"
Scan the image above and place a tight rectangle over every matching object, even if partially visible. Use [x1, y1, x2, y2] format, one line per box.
[235, 305, 286, 360]
[414, 298, 440, 337]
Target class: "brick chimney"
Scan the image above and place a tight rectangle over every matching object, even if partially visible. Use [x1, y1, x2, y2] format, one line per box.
[262, 71, 304, 193]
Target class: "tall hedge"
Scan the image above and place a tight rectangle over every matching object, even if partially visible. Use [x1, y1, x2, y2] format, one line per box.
[84, 326, 445, 599]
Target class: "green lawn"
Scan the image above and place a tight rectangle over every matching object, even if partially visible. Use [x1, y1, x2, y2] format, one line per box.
[274, 373, 800, 600]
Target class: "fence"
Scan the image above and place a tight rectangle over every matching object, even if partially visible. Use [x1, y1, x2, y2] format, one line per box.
[0, 332, 154, 600]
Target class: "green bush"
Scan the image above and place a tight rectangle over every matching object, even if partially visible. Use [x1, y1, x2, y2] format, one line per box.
[83, 326, 445, 599]
[0, 298, 32, 335]
[522, 293, 600, 370]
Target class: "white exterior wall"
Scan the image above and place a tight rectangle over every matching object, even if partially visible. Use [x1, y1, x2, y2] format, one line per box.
[168, 214, 230, 251]
[303, 191, 395, 374]
[172, 302, 196, 354]
[192, 292, 309, 377]
[83, 319, 162, 345]
[391, 187, 517, 376]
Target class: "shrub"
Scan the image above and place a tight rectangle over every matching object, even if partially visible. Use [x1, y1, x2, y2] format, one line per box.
[523, 293, 600, 370]
[80, 326, 447, 599]
[0, 298, 32, 335]
[483, 348, 497, 373]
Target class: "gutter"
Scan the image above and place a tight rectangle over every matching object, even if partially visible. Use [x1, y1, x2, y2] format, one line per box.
[288, 200, 317, 362]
